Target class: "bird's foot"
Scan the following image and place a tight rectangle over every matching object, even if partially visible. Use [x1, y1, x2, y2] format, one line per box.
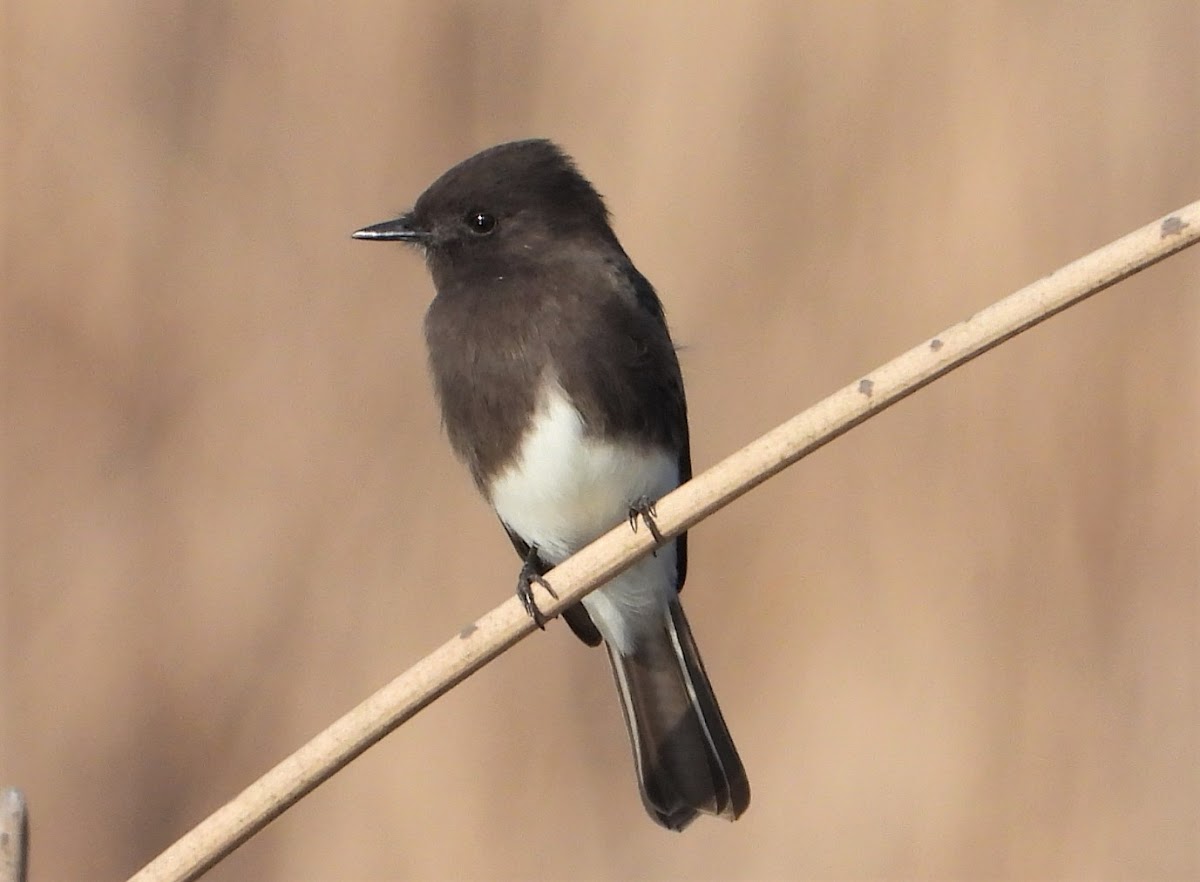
[627, 495, 665, 547]
[517, 544, 557, 629]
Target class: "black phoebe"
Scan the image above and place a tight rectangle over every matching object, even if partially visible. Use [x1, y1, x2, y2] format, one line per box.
[354, 139, 749, 830]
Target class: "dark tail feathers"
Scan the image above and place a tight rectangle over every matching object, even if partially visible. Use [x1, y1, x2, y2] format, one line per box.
[606, 599, 750, 830]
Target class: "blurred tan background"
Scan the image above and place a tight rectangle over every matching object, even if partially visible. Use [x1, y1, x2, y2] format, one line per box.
[3, 2, 1198, 880]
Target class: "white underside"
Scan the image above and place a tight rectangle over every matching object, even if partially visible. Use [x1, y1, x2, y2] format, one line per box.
[488, 383, 679, 655]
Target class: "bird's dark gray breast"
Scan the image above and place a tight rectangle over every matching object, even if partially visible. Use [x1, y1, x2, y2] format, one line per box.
[423, 277, 549, 490]
[422, 253, 688, 493]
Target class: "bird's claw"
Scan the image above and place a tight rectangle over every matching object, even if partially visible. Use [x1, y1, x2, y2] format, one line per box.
[628, 496, 665, 546]
[517, 546, 557, 629]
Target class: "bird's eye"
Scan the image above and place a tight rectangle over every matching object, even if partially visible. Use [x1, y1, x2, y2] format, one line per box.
[465, 211, 497, 235]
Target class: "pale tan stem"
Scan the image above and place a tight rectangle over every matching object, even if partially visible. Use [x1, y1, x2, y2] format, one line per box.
[128, 202, 1200, 882]
[0, 788, 29, 882]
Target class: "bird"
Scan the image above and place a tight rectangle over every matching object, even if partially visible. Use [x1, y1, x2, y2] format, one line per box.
[354, 139, 749, 830]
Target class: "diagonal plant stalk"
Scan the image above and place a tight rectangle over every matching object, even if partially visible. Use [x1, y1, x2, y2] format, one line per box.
[128, 201, 1200, 882]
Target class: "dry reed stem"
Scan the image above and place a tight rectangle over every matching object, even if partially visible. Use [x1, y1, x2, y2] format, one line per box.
[129, 202, 1200, 882]
[0, 788, 29, 882]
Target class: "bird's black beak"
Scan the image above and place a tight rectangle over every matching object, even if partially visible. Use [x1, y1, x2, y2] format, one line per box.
[352, 212, 431, 243]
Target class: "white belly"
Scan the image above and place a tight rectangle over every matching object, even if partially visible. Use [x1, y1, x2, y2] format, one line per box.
[488, 383, 680, 653]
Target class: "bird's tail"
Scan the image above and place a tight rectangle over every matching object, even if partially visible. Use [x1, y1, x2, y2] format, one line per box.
[605, 598, 750, 830]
